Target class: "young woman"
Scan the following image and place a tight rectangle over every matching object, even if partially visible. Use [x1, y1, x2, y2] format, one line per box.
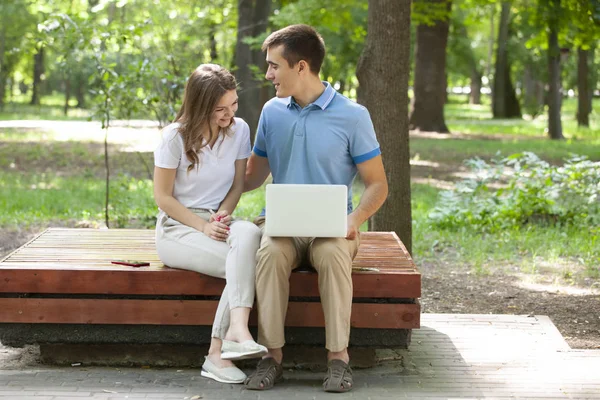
[153, 64, 265, 384]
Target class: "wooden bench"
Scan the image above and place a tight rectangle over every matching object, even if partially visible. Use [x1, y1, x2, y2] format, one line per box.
[0, 228, 420, 349]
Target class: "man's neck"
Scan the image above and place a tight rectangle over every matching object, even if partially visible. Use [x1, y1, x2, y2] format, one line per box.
[293, 77, 325, 108]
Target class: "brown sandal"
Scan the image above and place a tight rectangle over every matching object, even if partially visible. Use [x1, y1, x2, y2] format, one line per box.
[244, 358, 283, 390]
[323, 359, 353, 393]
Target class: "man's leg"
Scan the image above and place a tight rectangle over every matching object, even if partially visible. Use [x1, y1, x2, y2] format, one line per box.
[247, 222, 307, 390]
[308, 236, 360, 361]
[254, 218, 306, 361]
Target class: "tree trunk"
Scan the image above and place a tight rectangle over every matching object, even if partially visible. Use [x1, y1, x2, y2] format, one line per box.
[588, 43, 595, 113]
[547, 26, 563, 140]
[357, 0, 412, 254]
[577, 47, 590, 127]
[492, 2, 521, 118]
[0, 27, 6, 109]
[409, 0, 451, 133]
[234, 0, 271, 143]
[75, 75, 86, 108]
[63, 78, 71, 116]
[486, 5, 494, 78]
[30, 46, 44, 106]
[209, 23, 218, 62]
[522, 64, 544, 117]
[470, 69, 482, 104]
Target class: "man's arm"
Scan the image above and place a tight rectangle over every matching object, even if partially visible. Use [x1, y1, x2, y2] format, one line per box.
[347, 155, 388, 239]
[244, 152, 271, 192]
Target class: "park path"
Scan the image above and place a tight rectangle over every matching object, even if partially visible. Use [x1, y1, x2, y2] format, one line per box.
[0, 120, 162, 153]
[2, 314, 600, 399]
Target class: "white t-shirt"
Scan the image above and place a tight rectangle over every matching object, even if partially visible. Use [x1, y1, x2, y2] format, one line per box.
[154, 117, 251, 210]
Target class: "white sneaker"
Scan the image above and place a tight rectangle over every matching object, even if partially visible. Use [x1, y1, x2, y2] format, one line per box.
[201, 357, 246, 384]
[221, 340, 268, 361]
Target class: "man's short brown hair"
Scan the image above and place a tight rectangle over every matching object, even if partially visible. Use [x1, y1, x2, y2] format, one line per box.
[262, 24, 325, 75]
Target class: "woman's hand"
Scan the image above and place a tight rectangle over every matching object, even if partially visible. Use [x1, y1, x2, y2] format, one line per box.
[210, 210, 232, 226]
[203, 220, 230, 241]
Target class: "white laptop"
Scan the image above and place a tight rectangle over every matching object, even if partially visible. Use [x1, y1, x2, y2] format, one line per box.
[264, 184, 348, 237]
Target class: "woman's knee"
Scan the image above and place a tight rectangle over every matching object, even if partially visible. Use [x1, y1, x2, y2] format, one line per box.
[230, 221, 262, 244]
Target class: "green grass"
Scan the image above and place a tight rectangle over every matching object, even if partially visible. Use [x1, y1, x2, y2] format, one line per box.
[411, 136, 600, 167]
[445, 96, 600, 140]
[0, 94, 91, 121]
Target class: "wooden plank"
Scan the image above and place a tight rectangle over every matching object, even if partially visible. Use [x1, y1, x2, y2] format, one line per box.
[0, 267, 421, 297]
[0, 228, 421, 298]
[0, 298, 420, 328]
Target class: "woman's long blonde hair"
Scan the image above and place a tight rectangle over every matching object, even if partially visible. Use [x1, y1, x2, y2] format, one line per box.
[175, 64, 237, 172]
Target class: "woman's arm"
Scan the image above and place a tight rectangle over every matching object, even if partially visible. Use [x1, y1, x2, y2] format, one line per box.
[153, 166, 229, 241]
[216, 158, 247, 223]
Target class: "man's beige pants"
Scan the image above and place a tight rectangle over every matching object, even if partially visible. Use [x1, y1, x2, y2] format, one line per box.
[254, 217, 360, 352]
[155, 209, 262, 339]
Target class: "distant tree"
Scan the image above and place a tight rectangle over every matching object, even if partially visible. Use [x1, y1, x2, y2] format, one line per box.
[234, 0, 271, 142]
[357, 0, 412, 253]
[409, 0, 452, 133]
[492, 2, 521, 119]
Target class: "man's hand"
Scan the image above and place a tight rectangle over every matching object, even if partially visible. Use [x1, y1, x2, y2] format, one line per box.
[346, 215, 360, 240]
[203, 220, 230, 241]
[210, 210, 232, 226]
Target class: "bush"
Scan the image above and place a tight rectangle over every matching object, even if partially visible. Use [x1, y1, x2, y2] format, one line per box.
[429, 152, 600, 231]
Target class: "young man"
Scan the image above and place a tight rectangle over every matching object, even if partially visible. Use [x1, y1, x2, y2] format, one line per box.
[244, 24, 388, 393]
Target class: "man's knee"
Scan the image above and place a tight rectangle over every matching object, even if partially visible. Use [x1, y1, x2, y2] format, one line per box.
[256, 237, 296, 274]
[310, 238, 352, 272]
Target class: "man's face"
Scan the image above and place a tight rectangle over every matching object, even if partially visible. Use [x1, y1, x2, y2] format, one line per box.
[265, 45, 300, 98]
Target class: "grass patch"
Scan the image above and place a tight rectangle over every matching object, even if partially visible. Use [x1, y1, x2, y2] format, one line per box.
[445, 96, 600, 140]
[0, 94, 91, 121]
[411, 136, 600, 167]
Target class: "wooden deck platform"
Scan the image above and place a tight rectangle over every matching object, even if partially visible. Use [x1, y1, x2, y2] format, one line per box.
[0, 228, 420, 333]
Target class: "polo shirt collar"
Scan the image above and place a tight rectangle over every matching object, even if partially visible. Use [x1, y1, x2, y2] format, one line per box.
[287, 81, 336, 110]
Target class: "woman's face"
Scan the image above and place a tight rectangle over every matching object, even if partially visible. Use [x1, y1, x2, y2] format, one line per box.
[212, 89, 238, 129]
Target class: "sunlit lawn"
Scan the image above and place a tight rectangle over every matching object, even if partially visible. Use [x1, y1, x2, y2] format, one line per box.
[445, 95, 600, 141]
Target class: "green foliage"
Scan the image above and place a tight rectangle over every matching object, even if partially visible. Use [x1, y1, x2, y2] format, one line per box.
[271, 0, 367, 94]
[429, 152, 600, 231]
[109, 175, 156, 228]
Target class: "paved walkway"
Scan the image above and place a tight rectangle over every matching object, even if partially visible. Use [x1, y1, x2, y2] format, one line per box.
[2, 314, 600, 399]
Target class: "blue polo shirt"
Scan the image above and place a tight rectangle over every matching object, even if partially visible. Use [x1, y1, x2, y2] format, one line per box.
[254, 81, 381, 213]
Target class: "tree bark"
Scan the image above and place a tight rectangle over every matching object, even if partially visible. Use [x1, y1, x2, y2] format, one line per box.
[0, 27, 6, 109]
[357, 0, 412, 254]
[547, 26, 563, 139]
[470, 69, 482, 104]
[492, 2, 521, 118]
[588, 43, 595, 113]
[522, 64, 544, 117]
[234, 0, 271, 143]
[30, 46, 44, 106]
[63, 78, 71, 116]
[209, 23, 218, 62]
[577, 47, 590, 127]
[75, 74, 86, 108]
[409, 0, 451, 133]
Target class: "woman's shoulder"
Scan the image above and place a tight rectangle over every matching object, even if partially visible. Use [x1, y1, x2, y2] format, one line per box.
[160, 122, 183, 141]
[232, 117, 250, 132]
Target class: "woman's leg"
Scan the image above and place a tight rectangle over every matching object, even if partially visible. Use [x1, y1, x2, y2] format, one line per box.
[156, 213, 261, 364]
[221, 221, 262, 343]
[156, 212, 234, 367]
